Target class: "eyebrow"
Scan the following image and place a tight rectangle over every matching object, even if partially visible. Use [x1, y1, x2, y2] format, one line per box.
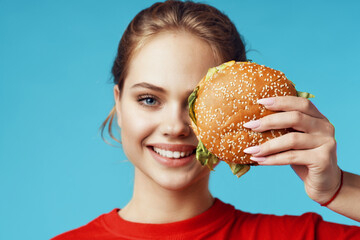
[131, 82, 195, 97]
[131, 82, 166, 93]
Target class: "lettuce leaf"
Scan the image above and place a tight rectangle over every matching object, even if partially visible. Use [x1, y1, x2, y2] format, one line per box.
[297, 91, 315, 98]
[196, 140, 219, 171]
[188, 86, 199, 126]
[228, 163, 250, 178]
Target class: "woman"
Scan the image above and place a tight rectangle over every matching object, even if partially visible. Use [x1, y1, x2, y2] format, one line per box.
[52, 1, 360, 239]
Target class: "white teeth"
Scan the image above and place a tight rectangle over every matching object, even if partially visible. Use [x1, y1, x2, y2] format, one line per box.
[165, 150, 172, 158]
[153, 147, 193, 159]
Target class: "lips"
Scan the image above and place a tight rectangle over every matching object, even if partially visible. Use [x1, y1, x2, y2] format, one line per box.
[147, 143, 196, 167]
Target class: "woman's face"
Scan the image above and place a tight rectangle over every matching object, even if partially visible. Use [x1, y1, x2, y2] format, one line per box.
[114, 31, 219, 191]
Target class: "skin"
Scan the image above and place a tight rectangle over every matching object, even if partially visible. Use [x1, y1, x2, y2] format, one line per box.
[114, 31, 219, 223]
[114, 30, 360, 223]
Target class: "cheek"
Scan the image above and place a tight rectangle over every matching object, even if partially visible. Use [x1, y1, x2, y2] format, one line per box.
[120, 107, 158, 149]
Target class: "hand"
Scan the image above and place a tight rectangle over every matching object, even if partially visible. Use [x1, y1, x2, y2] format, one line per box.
[243, 96, 341, 205]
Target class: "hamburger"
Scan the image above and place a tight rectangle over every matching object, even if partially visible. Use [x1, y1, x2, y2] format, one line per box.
[188, 61, 314, 177]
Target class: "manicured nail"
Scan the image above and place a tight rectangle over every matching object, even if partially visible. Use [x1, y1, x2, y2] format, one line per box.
[243, 120, 260, 129]
[250, 156, 267, 162]
[257, 98, 275, 106]
[243, 146, 260, 154]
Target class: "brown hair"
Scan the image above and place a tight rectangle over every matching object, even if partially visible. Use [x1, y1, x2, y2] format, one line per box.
[101, 0, 247, 143]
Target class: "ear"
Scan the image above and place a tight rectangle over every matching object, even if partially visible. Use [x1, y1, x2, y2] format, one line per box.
[113, 85, 122, 128]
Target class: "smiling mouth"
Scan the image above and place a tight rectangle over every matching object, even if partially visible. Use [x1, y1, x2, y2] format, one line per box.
[152, 147, 195, 159]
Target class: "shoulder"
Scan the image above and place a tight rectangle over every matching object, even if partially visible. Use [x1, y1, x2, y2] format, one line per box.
[218, 200, 360, 239]
[50, 208, 120, 240]
[232, 210, 322, 233]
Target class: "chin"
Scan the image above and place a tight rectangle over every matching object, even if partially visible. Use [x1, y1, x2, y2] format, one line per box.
[138, 164, 211, 192]
[165, 172, 209, 191]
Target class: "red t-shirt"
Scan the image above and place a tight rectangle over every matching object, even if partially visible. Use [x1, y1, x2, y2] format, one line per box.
[51, 199, 360, 239]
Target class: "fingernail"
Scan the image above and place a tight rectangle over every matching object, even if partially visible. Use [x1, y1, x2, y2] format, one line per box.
[243, 120, 260, 129]
[257, 98, 275, 106]
[243, 146, 260, 154]
[250, 156, 267, 162]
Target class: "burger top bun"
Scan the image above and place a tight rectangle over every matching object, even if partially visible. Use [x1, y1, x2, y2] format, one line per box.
[188, 61, 314, 177]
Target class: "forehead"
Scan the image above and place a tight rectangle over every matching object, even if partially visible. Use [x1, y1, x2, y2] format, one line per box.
[124, 31, 219, 91]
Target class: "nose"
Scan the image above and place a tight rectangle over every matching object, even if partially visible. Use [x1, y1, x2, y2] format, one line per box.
[160, 103, 191, 138]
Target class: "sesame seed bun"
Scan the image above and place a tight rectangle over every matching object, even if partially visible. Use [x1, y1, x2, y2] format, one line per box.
[189, 61, 310, 177]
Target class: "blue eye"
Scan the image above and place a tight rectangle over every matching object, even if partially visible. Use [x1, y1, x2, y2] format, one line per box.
[137, 94, 159, 107]
[143, 97, 156, 105]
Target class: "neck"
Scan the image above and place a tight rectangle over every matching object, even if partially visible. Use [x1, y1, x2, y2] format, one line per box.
[119, 169, 214, 224]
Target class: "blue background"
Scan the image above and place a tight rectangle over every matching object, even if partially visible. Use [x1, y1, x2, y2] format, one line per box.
[1, 0, 359, 239]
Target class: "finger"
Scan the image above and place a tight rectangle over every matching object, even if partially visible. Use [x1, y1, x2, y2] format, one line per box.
[243, 132, 324, 157]
[243, 111, 335, 136]
[249, 148, 314, 166]
[258, 96, 326, 119]
[250, 139, 336, 167]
